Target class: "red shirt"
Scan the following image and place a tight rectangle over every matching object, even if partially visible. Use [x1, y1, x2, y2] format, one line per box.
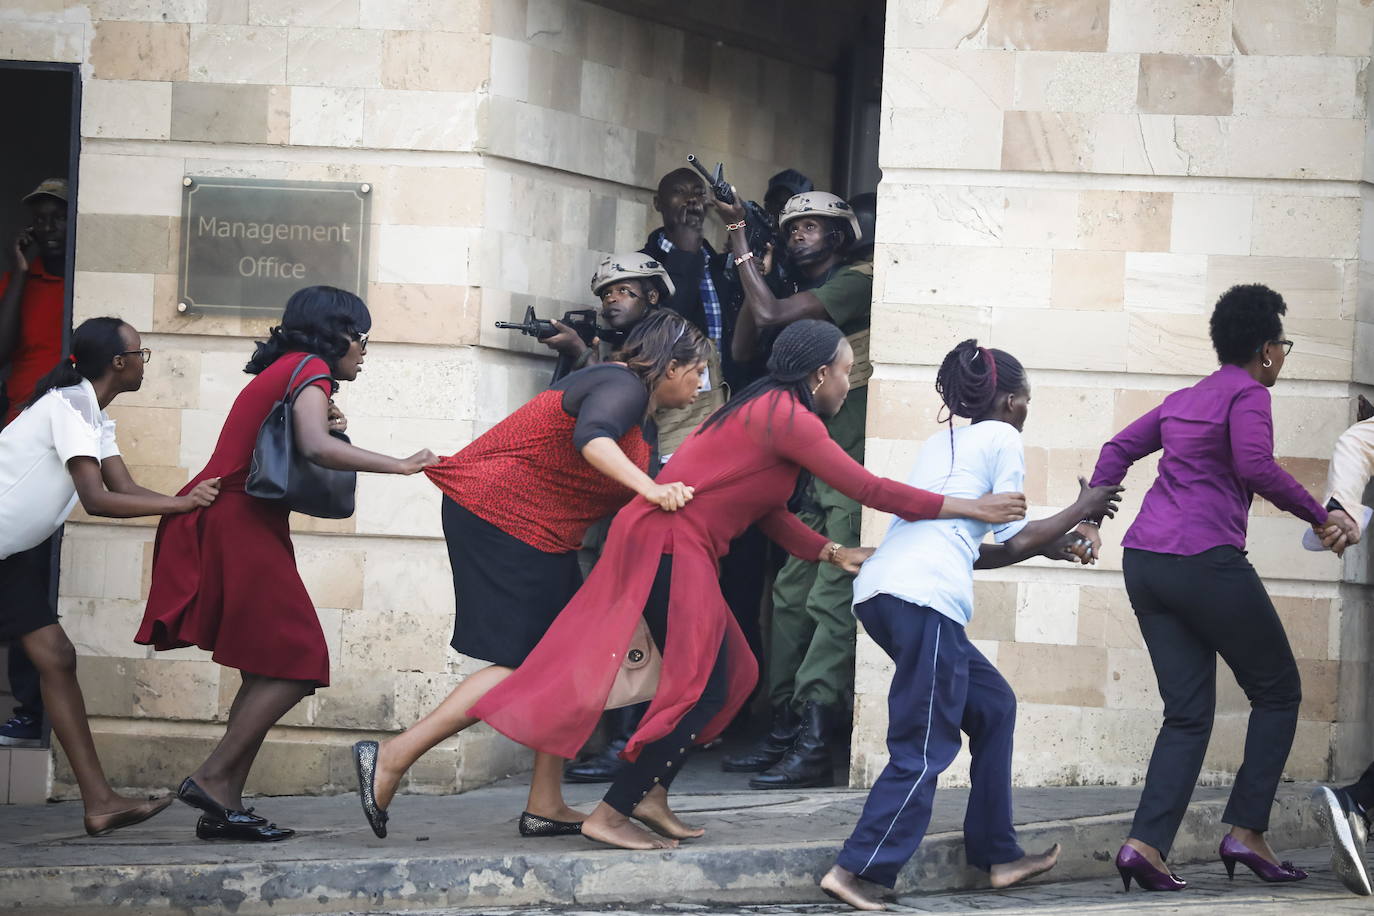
[2, 261, 65, 424]
[425, 389, 652, 553]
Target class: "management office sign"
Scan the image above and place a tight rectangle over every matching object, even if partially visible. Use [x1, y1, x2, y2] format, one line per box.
[178, 177, 371, 315]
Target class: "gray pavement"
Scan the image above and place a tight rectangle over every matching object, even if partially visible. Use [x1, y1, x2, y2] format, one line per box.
[309, 847, 1371, 914]
[0, 746, 1341, 914]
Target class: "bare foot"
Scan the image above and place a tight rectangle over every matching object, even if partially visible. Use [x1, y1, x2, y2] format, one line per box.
[582, 802, 678, 850]
[820, 865, 885, 911]
[990, 844, 1061, 889]
[373, 739, 405, 811]
[84, 791, 167, 818]
[633, 786, 704, 840]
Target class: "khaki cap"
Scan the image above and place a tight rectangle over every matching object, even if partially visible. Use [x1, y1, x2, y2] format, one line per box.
[22, 178, 69, 205]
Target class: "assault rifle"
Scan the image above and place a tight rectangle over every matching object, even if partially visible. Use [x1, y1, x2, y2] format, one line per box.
[495, 305, 601, 384]
[686, 154, 779, 262]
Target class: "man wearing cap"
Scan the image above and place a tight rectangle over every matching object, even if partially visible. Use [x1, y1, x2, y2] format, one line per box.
[0, 178, 68, 752]
[1, 178, 69, 427]
[715, 189, 874, 790]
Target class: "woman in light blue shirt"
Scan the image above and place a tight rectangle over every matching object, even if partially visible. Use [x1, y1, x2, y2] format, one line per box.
[821, 339, 1122, 910]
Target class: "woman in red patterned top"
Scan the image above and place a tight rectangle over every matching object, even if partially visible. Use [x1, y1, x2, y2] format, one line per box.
[352, 311, 710, 840]
[470, 320, 1027, 851]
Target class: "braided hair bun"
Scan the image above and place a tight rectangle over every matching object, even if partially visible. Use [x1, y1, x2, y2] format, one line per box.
[767, 319, 844, 383]
[935, 339, 1026, 421]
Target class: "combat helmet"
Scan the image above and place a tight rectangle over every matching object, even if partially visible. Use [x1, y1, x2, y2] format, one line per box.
[590, 252, 676, 299]
[779, 191, 862, 243]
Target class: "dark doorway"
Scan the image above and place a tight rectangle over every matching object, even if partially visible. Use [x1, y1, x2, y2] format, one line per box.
[0, 60, 80, 783]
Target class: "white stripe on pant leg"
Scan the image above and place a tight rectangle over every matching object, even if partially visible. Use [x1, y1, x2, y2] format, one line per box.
[860, 624, 942, 876]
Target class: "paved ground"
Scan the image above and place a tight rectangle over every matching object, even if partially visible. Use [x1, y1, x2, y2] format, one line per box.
[305, 847, 1369, 915]
[0, 744, 1337, 914]
[2, 745, 1204, 869]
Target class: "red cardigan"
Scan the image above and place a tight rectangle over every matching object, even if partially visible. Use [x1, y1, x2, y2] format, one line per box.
[471, 391, 945, 760]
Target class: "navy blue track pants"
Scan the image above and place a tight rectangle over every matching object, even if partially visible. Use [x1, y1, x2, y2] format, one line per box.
[837, 595, 1023, 888]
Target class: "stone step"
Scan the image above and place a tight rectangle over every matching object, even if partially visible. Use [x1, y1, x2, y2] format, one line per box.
[0, 782, 1327, 914]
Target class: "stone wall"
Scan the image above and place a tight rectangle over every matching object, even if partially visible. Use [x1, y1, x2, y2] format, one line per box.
[4, 0, 832, 799]
[854, 0, 1374, 789]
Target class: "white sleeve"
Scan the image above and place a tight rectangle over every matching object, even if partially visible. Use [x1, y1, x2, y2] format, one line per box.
[989, 426, 1030, 544]
[48, 396, 101, 466]
[98, 417, 120, 461]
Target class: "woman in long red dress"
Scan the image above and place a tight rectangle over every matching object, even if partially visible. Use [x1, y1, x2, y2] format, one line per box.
[351, 311, 708, 840]
[136, 286, 437, 842]
[470, 320, 1028, 850]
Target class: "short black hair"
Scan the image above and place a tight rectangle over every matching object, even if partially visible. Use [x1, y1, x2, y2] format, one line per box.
[1209, 284, 1287, 366]
[245, 285, 371, 379]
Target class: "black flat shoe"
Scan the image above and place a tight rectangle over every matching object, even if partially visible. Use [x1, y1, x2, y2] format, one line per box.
[352, 740, 389, 839]
[518, 811, 583, 837]
[176, 777, 266, 825]
[195, 815, 295, 842]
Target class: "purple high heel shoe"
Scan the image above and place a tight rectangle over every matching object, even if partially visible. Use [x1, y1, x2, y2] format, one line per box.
[1218, 834, 1308, 883]
[1115, 844, 1188, 892]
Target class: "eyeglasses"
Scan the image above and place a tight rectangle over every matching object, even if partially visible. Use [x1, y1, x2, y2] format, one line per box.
[119, 348, 152, 363]
[1273, 339, 1294, 356]
[350, 332, 369, 353]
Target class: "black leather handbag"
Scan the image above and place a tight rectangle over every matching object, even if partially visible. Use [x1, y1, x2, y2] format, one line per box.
[245, 355, 357, 519]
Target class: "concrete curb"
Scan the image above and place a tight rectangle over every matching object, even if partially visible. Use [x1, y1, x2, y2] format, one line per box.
[2, 788, 1327, 914]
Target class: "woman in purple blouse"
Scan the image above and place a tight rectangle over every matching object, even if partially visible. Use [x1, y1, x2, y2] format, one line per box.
[1083, 285, 1357, 892]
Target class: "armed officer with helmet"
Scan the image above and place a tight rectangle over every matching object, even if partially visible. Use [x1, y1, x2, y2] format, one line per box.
[713, 188, 875, 790]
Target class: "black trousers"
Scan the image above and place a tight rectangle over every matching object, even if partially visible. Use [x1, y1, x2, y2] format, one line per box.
[603, 555, 730, 815]
[7, 644, 42, 720]
[1344, 762, 1374, 810]
[1124, 546, 1301, 857]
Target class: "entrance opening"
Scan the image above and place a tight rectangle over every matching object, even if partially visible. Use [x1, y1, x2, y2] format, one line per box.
[0, 59, 80, 802]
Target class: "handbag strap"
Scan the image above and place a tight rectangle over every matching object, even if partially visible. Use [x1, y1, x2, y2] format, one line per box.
[283, 355, 334, 405]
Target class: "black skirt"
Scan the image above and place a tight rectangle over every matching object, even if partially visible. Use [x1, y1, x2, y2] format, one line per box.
[0, 535, 59, 642]
[442, 496, 583, 668]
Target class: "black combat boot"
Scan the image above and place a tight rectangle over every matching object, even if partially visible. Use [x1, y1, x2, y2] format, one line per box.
[564, 702, 646, 783]
[722, 705, 801, 773]
[748, 700, 835, 789]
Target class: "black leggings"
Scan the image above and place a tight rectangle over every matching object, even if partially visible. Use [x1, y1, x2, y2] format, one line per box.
[603, 555, 730, 815]
[1124, 546, 1301, 856]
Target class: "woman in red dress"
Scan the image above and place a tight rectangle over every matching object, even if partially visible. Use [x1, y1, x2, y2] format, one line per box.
[136, 286, 437, 842]
[470, 320, 1028, 850]
[352, 311, 709, 840]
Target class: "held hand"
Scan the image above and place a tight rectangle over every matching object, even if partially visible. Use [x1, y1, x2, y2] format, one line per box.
[1043, 532, 1092, 564]
[1077, 476, 1124, 520]
[1319, 509, 1361, 557]
[540, 321, 590, 359]
[396, 449, 439, 475]
[644, 481, 695, 512]
[326, 400, 348, 434]
[829, 546, 875, 574]
[180, 477, 222, 511]
[970, 491, 1027, 524]
[1073, 522, 1102, 564]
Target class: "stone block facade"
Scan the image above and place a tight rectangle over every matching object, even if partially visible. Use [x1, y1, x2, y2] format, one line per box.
[853, 0, 1374, 790]
[5, 0, 832, 799]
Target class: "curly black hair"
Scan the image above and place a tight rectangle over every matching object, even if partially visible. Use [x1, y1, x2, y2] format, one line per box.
[245, 285, 371, 382]
[1209, 284, 1287, 366]
[934, 339, 1027, 422]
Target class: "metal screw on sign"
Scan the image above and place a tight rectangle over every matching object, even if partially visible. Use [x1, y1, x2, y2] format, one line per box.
[183, 177, 194, 188]
[360, 183, 371, 194]
[177, 302, 189, 313]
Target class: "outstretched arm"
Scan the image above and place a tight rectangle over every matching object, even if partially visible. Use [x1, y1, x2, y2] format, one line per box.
[294, 386, 436, 475]
[69, 456, 220, 517]
[1228, 386, 1326, 526]
[975, 478, 1123, 569]
[766, 408, 1025, 524]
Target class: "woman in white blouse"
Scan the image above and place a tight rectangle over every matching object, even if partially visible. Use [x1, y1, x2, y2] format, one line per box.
[0, 316, 220, 836]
